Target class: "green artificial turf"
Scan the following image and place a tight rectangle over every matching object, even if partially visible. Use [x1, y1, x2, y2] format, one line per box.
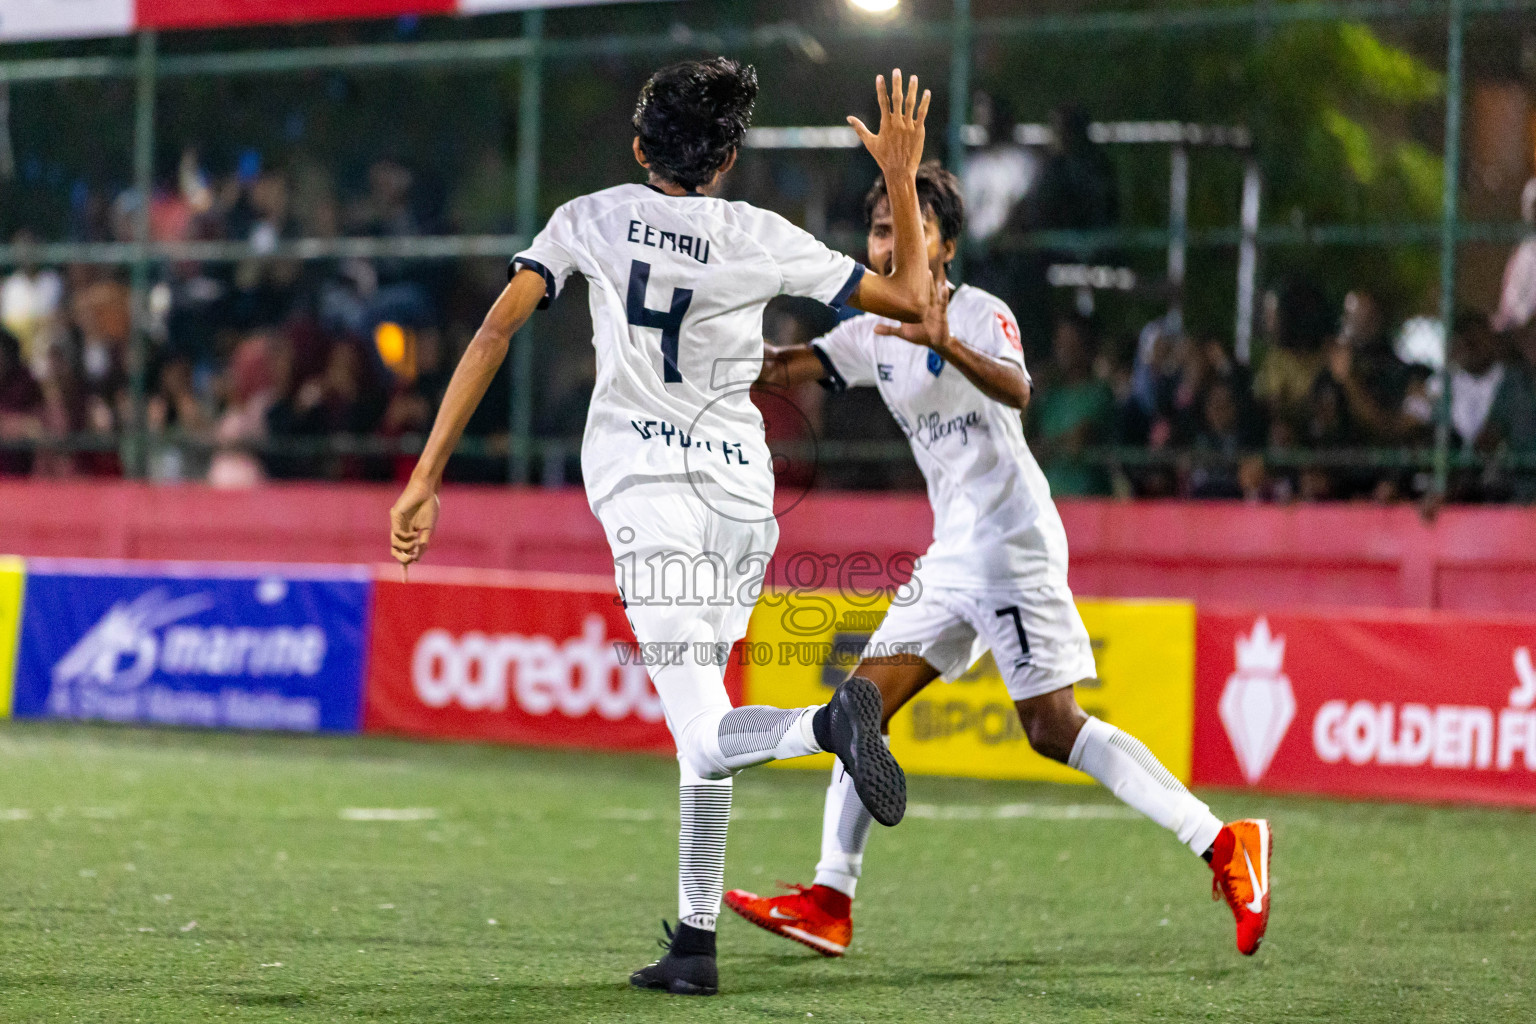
[0, 721, 1531, 1023]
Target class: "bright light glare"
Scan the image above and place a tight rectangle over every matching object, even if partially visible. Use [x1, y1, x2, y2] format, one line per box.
[847, 0, 899, 13]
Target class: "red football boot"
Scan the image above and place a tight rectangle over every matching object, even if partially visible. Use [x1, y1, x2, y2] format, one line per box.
[724, 883, 852, 958]
[1210, 818, 1273, 955]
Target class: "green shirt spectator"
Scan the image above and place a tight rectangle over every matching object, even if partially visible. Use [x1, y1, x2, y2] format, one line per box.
[1032, 314, 1114, 496]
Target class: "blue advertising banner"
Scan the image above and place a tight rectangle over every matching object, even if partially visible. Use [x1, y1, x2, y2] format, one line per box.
[13, 561, 371, 733]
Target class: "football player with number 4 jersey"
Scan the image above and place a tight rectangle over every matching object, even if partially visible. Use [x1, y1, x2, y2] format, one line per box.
[389, 59, 940, 996]
[725, 164, 1272, 959]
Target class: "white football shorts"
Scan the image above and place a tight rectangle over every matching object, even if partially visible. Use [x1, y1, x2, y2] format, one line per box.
[593, 477, 777, 654]
[865, 578, 1097, 701]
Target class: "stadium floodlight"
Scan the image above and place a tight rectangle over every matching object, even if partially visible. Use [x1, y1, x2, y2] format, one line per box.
[847, 0, 899, 14]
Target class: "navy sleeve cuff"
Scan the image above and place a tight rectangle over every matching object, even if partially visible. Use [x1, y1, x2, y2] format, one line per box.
[511, 257, 556, 309]
[811, 343, 848, 394]
[830, 262, 866, 309]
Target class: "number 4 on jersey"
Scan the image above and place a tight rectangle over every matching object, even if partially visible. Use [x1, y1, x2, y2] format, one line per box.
[626, 259, 693, 384]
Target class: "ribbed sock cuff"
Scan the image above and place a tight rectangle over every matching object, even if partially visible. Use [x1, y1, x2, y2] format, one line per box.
[671, 921, 717, 956]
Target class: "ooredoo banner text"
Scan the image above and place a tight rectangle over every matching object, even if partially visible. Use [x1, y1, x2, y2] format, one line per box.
[363, 576, 718, 754]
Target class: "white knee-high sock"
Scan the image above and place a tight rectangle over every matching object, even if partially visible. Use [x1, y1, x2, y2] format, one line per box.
[811, 749, 880, 899]
[677, 757, 732, 931]
[709, 704, 821, 772]
[650, 643, 821, 779]
[1069, 717, 1223, 856]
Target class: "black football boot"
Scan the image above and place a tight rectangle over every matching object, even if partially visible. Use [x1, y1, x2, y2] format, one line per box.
[812, 675, 907, 826]
[629, 920, 718, 996]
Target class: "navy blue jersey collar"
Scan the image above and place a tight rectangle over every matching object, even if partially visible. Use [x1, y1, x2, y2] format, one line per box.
[643, 183, 704, 198]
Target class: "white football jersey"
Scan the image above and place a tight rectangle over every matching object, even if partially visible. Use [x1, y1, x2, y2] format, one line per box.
[812, 284, 1069, 589]
[514, 183, 863, 512]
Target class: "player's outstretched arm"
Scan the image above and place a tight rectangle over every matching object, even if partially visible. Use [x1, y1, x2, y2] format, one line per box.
[389, 268, 547, 572]
[757, 343, 828, 390]
[846, 70, 931, 324]
[875, 274, 1031, 409]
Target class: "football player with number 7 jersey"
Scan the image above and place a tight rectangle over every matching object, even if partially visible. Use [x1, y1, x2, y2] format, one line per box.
[388, 58, 940, 996]
[725, 164, 1273, 960]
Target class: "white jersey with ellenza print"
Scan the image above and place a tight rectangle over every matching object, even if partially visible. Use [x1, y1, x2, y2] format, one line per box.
[513, 182, 864, 513]
[811, 284, 1070, 590]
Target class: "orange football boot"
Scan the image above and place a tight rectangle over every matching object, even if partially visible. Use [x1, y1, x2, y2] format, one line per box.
[724, 884, 852, 958]
[1210, 818, 1272, 955]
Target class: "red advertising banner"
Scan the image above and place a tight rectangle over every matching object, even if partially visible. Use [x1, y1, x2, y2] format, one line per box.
[364, 570, 737, 755]
[0, 0, 666, 42]
[1193, 608, 1536, 807]
[135, 0, 450, 32]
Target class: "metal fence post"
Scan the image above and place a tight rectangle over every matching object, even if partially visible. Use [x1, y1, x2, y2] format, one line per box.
[1167, 143, 1189, 325]
[1234, 156, 1262, 365]
[1433, 0, 1465, 499]
[946, 0, 971, 276]
[509, 9, 543, 486]
[127, 31, 157, 479]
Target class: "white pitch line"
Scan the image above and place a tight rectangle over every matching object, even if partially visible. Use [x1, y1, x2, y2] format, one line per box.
[905, 802, 1138, 821]
[596, 803, 1138, 823]
[0, 809, 32, 821]
[339, 808, 439, 822]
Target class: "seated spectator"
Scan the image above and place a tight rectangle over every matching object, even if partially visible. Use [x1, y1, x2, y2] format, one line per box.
[1032, 314, 1113, 496]
[0, 327, 44, 476]
[1, 231, 64, 376]
[1187, 363, 1266, 500]
[1443, 312, 1505, 502]
[70, 276, 132, 429]
[379, 326, 452, 480]
[1479, 326, 1536, 502]
[1253, 278, 1334, 446]
[267, 338, 386, 480]
[1123, 313, 1180, 446]
[208, 332, 282, 488]
[1186, 378, 1244, 499]
[1320, 291, 1416, 444]
[1448, 312, 1504, 451]
[145, 356, 213, 482]
[1493, 178, 1536, 334]
[269, 339, 383, 438]
[33, 338, 115, 478]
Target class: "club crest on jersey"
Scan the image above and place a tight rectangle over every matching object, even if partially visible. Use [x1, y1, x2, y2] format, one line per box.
[927, 350, 945, 377]
[996, 312, 1023, 352]
[877, 364, 894, 381]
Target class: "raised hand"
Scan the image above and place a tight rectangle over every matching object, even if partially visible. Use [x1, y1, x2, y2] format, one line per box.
[847, 69, 930, 177]
[389, 478, 441, 579]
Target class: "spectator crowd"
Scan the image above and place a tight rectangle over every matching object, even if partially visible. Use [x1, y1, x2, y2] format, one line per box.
[1027, 283, 1536, 504]
[3, 141, 1536, 504]
[0, 148, 499, 485]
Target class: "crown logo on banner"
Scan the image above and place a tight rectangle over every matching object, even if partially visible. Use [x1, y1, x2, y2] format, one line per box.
[1235, 616, 1286, 675]
[1218, 617, 1296, 785]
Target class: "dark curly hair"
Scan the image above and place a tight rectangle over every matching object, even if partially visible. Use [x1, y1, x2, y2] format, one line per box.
[633, 58, 759, 191]
[863, 161, 966, 247]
